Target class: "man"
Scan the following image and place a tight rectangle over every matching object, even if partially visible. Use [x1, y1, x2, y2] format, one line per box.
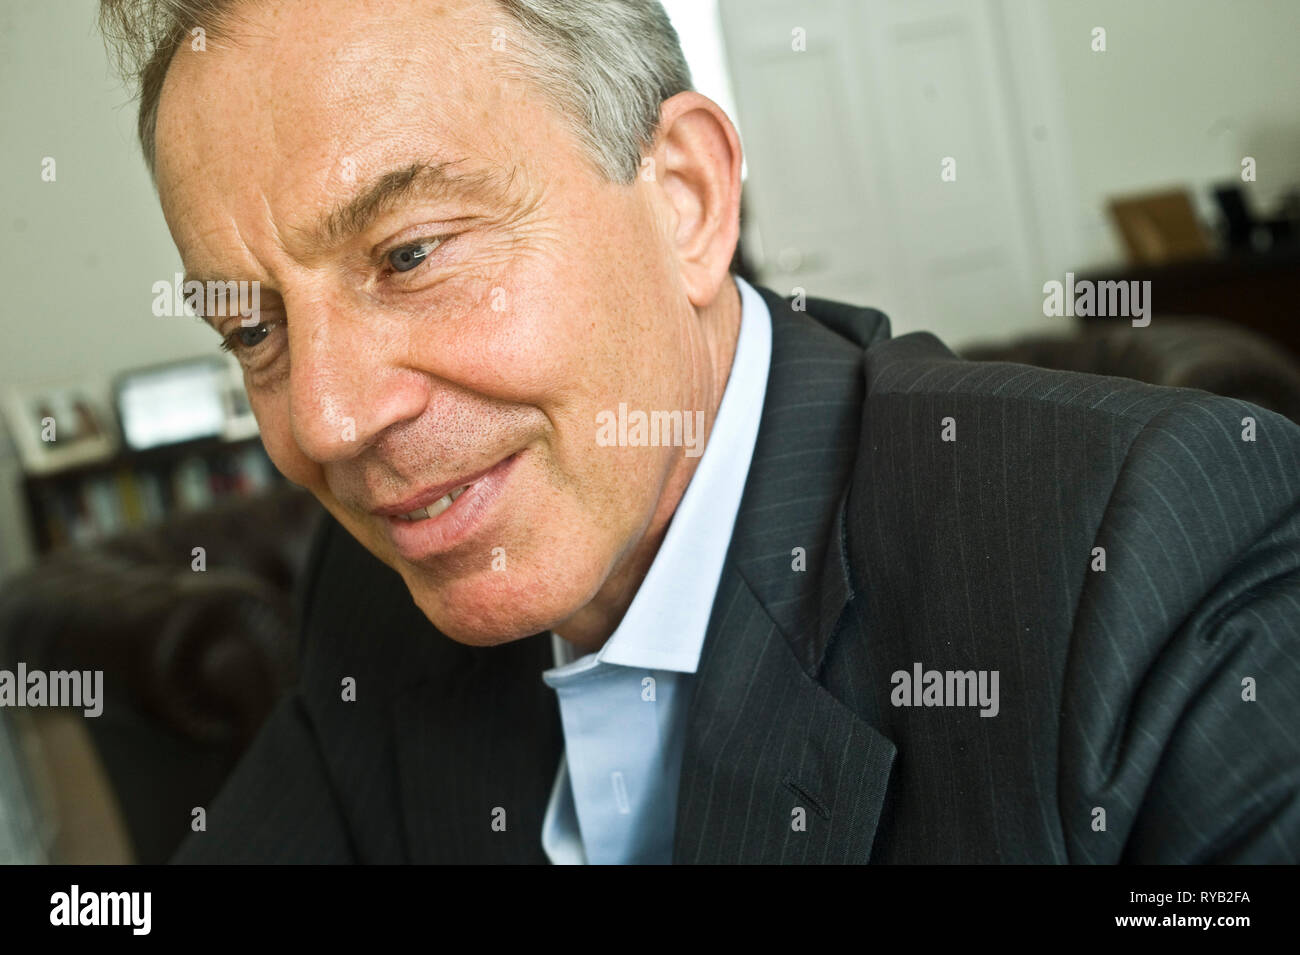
[99, 0, 1300, 863]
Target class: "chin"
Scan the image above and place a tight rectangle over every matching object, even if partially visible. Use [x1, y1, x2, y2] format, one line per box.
[403, 564, 593, 648]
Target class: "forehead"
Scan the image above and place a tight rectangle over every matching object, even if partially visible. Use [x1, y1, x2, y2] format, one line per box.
[153, 0, 554, 256]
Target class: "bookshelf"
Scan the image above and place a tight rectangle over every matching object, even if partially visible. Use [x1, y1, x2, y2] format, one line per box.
[4, 355, 286, 559]
[21, 435, 283, 556]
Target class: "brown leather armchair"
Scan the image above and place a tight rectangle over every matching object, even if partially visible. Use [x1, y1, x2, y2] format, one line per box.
[0, 484, 322, 863]
[962, 316, 1300, 425]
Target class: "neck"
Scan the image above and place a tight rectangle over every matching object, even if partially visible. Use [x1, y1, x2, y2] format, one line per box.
[554, 277, 744, 653]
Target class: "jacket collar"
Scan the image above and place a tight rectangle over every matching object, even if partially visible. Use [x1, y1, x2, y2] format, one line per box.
[670, 286, 897, 862]
[729, 286, 890, 676]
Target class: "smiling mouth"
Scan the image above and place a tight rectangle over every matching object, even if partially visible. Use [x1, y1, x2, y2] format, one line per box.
[375, 455, 507, 522]
[395, 484, 471, 521]
[376, 451, 522, 560]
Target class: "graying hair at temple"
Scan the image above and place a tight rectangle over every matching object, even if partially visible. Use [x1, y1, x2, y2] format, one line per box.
[98, 0, 695, 183]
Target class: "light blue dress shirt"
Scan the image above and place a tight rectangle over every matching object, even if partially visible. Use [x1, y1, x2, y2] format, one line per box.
[540, 276, 773, 864]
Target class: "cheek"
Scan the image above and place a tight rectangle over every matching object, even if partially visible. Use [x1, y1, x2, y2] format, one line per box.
[408, 269, 629, 438]
[459, 230, 677, 407]
[463, 230, 684, 491]
[250, 391, 323, 490]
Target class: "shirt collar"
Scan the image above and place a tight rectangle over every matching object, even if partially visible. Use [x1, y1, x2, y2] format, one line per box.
[551, 276, 773, 674]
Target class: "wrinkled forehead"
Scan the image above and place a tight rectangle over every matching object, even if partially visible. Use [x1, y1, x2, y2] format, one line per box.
[153, 0, 536, 235]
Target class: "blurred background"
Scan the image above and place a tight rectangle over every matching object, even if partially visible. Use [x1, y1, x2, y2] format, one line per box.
[2, 0, 1299, 863]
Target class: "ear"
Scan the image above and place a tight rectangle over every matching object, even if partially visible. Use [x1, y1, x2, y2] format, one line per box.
[647, 91, 743, 308]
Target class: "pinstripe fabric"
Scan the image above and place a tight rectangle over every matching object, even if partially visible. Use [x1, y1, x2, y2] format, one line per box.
[174, 286, 1300, 864]
[670, 288, 897, 862]
[821, 331, 1300, 863]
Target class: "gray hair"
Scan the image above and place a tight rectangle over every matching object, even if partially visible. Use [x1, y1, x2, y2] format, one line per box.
[98, 0, 693, 183]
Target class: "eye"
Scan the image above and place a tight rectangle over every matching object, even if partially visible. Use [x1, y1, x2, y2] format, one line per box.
[220, 320, 278, 354]
[386, 237, 443, 273]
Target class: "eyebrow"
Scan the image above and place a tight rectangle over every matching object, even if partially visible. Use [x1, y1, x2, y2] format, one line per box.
[303, 160, 506, 253]
[182, 160, 510, 294]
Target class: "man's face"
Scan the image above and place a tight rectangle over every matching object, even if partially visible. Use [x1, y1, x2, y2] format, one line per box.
[155, 0, 707, 645]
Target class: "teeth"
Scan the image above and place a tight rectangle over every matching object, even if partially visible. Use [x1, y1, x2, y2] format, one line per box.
[400, 485, 469, 521]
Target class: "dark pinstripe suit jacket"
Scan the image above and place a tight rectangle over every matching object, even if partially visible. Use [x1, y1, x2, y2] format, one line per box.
[174, 285, 1300, 864]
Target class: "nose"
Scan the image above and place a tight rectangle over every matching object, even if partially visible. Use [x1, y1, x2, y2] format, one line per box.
[285, 295, 428, 463]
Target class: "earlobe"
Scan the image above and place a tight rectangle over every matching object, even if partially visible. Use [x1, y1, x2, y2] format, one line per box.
[652, 91, 743, 307]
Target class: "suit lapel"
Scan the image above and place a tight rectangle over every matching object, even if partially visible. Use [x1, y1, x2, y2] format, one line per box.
[298, 520, 556, 864]
[672, 563, 896, 863]
[393, 631, 563, 864]
[672, 288, 897, 863]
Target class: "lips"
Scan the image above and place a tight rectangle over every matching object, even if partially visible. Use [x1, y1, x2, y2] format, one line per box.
[395, 483, 470, 521]
[372, 461, 503, 520]
[375, 452, 521, 560]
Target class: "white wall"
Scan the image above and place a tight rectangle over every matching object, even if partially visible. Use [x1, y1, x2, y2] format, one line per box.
[1041, 0, 1300, 267]
[0, 1, 214, 396]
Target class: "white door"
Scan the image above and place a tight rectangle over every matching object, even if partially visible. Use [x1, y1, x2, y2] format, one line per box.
[719, 0, 1082, 348]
